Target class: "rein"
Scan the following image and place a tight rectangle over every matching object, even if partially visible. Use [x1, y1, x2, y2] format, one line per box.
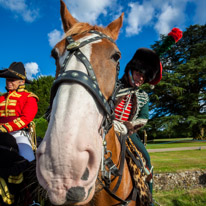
[100, 133, 131, 205]
[100, 132, 140, 205]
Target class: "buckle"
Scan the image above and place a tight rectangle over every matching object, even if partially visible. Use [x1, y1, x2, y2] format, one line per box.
[66, 41, 80, 50]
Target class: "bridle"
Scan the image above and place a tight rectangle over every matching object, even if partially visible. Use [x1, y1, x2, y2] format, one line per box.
[45, 30, 132, 205]
[46, 30, 121, 134]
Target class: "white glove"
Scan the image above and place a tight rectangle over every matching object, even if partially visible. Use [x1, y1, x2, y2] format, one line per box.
[113, 120, 128, 135]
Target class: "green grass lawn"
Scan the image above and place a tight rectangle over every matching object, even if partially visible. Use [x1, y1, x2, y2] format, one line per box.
[146, 139, 206, 173]
[153, 188, 206, 206]
[151, 138, 193, 142]
[150, 148, 206, 173]
[149, 139, 206, 206]
[147, 139, 206, 173]
[146, 140, 206, 149]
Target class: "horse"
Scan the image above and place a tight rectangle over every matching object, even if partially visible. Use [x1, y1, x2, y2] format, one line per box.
[36, 1, 151, 205]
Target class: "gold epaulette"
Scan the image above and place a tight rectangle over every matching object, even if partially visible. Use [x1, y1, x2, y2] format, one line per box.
[25, 90, 39, 102]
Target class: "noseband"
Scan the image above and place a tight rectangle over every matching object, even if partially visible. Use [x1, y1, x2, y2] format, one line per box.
[46, 30, 121, 134]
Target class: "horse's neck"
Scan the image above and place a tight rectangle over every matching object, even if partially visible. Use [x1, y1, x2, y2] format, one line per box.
[96, 127, 134, 205]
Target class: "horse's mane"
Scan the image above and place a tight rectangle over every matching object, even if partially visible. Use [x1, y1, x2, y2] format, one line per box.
[64, 22, 115, 40]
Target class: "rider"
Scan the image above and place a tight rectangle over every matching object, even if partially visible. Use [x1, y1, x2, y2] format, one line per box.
[113, 48, 162, 199]
[0, 62, 39, 162]
[114, 28, 183, 204]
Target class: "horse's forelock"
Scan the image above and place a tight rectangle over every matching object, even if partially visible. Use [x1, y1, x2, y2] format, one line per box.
[63, 23, 115, 42]
[64, 22, 92, 37]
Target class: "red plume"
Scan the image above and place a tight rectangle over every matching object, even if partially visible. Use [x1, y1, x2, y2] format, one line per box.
[151, 28, 183, 86]
[168, 28, 183, 43]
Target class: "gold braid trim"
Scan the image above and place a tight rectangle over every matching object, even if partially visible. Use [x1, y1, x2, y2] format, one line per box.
[0, 177, 15, 205]
[8, 173, 23, 184]
[8, 69, 26, 80]
[0, 125, 7, 132]
[28, 121, 37, 151]
[17, 85, 25, 92]
[26, 90, 39, 101]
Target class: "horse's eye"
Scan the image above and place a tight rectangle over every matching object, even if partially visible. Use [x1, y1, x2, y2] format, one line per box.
[112, 52, 121, 62]
[51, 48, 59, 60]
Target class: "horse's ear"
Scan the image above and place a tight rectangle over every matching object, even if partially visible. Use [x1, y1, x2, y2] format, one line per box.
[60, 0, 78, 32]
[106, 13, 124, 40]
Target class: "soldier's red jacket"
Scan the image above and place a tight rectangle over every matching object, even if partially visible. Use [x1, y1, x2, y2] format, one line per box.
[0, 85, 39, 133]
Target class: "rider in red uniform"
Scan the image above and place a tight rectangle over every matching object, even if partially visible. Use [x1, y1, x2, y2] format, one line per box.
[0, 62, 38, 161]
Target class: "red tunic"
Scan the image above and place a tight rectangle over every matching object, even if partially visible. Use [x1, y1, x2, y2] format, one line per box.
[115, 94, 132, 122]
[0, 86, 38, 133]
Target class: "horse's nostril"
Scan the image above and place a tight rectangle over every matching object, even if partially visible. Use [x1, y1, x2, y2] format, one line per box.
[81, 167, 89, 181]
[66, 186, 85, 202]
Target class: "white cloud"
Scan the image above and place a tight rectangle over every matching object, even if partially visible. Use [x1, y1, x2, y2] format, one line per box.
[126, 2, 154, 36]
[155, 4, 181, 35]
[0, 0, 39, 22]
[24, 62, 39, 80]
[47, 0, 119, 47]
[22, 8, 39, 23]
[125, 0, 194, 36]
[154, 0, 187, 35]
[65, 0, 115, 24]
[48, 29, 64, 48]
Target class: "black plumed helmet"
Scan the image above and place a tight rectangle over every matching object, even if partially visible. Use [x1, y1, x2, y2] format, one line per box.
[123, 48, 161, 86]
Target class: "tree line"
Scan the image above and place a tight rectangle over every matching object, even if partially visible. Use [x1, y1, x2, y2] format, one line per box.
[142, 24, 206, 140]
[26, 24, 206, 139]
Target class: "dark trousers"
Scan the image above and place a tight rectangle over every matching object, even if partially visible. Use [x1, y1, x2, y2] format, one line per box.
[130, 133, 153, 194]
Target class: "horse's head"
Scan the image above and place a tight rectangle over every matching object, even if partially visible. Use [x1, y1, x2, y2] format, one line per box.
[36, 0, 123, 205]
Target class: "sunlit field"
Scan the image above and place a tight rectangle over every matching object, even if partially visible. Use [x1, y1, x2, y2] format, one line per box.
[149, 139, 206, 206]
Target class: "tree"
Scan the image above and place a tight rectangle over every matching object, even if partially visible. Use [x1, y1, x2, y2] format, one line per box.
[26, 75, 55, 118]
[143, 24, 206, 139]
[26, 75, 55, 138]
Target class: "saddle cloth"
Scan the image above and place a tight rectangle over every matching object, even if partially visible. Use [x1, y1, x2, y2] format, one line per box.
[125, 136, 152, 206]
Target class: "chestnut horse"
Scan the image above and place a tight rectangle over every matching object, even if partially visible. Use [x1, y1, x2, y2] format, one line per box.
[36, 1, 137, 205]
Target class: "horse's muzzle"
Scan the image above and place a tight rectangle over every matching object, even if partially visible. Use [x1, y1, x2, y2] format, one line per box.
[66, 186, 85, 203]
[66, 185, 94, 205]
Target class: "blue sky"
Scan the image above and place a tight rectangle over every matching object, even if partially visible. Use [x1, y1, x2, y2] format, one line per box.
[0, 0, 205, 93]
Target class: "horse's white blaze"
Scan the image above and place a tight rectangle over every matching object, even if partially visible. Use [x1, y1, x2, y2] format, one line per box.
[36, 35, 105, 204]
